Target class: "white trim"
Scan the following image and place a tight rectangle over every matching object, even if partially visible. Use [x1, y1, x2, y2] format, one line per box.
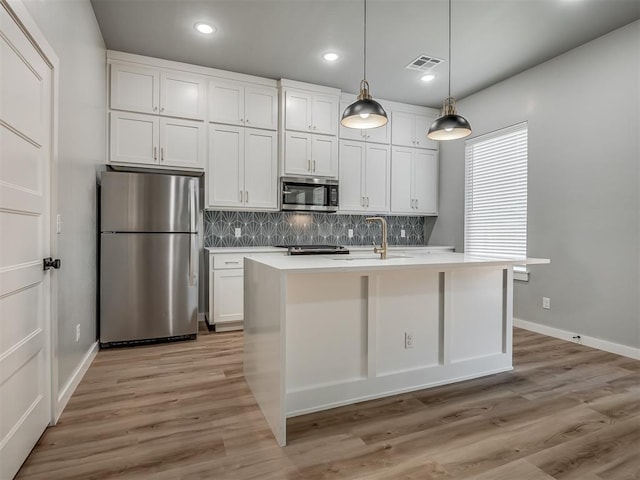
[514, 318, 640, 360]
[55, 341, 98, 422]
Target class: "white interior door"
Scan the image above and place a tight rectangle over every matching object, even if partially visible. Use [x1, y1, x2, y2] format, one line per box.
[0, 4, 53, 479]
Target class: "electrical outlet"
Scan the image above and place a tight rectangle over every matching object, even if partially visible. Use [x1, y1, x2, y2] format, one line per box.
[75, 324, 80, 342]
[401, 229, 406, 238]
[542, 297, 551, 309]
[348, 229, 354, 238]
[234, 227, 241, 238]
[404, 331, 414, 349]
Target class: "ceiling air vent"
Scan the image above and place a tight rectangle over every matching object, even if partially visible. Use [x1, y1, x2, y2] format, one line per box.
[405, 54, 444, 72]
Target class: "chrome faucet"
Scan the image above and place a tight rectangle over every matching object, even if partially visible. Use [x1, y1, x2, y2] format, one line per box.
[366, 217, 388, 259]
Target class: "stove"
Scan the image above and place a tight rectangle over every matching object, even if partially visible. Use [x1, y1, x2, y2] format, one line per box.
[277, 245, 350, 256]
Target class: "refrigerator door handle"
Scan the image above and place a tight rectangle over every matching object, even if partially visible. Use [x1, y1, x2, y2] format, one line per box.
[189, 179, 197, 233]
[189, 233, 198, 286]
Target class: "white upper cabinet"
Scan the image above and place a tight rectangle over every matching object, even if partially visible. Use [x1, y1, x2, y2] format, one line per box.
[283, 132, 337, 178]
[339, 140, 390, 213]
[339, 100, 390, 144]
[390, 146, 438, 215]
[208, 124, 277, 210]
[391, 111, 438, 150]
[110, 62, 206, 120]
[110, 111, 205, 170]
[284, 89, 338, 136]
[110, 64, 159, 115]
[209, 79, 277, 130]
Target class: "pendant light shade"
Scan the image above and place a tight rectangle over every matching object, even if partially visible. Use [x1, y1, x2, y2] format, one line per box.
[427, 0, 471, 141]
[341, 0, 388, 130]
[341, 80, 388, 129]
[427, 97, 472, 140]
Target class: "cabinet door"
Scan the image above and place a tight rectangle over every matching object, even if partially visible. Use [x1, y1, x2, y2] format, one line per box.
[414, 113, 438, 150]
[213, 269, 244, 323]
[365, 143, 390, 212]
[311, 134, 338, 177]
[338, 101, 365, 141]
[159, 118, 205, 170]
[285, 90, 312, 132]
[109, 111, 159, 165]
[245, 86, 277, 130]
[110, 63, 159, 115]
[284, 131, 312, 176]
[391, 111, 415, 147]
[338, 141, 365, 211]
[390, 146, 414, 213]
[413, 149, 438, 214]
[209, 79, 244, 126]
[311, 94, 338, 135]
[244, 128, 278, 209]
[208, 124, 244, 208]
[364, 121, 390, 145]
[160, 72, 207, 120]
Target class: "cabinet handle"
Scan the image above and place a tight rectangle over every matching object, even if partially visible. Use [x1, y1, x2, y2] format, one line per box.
[160, 147, 164, 162]
[415, 199, 419, 209]
[160, 107, 164, 112]
[239, 190, 243, 202]
[313, 160, 316, 172]
[153, 106, 158, 112]
[153, 147, 157, 161]
[367, 197, 370, 207]
[240, 118, 244, 123]
[307, 160, 311, 171]
[308, 125, 312, 130]
[245, 191, 249, 203]
[361, 196, 365, 207]
[224, 261, 240, 264]
[313, 125, 317, 130]
[246, 119, 249, 124]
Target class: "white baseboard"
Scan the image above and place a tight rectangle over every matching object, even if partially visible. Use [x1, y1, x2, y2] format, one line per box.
[514, 318, 640, 360]
[55, 341, 98, 422]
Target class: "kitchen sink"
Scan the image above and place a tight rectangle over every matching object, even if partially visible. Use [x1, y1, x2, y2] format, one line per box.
[331, 254, 412, 261]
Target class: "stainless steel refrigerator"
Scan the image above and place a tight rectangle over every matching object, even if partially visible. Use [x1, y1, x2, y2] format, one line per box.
[100, 171, 199, 347]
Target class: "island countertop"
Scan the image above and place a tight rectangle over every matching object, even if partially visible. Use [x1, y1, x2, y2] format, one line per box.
[245, 251, 550, 273]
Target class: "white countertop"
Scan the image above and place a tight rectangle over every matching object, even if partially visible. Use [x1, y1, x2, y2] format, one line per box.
[206, 245, 454, 255]
[245, 252, 550, 273]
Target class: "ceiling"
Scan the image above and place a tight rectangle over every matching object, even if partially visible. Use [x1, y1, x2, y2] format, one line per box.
[90, 0, 640, 108]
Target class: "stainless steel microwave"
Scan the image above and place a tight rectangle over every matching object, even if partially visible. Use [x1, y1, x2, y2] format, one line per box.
[281, 176, 339, 212]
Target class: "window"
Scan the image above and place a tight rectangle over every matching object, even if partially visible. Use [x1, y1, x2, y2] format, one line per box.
[464, 123, 528, 271]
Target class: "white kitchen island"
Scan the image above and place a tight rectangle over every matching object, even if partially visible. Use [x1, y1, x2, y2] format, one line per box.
[243, 251, 549, 446]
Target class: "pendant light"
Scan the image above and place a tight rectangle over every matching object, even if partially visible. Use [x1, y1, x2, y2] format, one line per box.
[427, 0, 472, 140]
[341, 0, 388, 129]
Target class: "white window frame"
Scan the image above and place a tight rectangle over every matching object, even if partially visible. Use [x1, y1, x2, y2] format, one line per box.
[464, 122, 529, 281]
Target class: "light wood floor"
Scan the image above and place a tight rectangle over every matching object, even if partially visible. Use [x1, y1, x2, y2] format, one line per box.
[17, 326, 640, 480]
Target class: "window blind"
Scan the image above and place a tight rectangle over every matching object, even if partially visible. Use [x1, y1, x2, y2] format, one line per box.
[465, 122, 528, 262]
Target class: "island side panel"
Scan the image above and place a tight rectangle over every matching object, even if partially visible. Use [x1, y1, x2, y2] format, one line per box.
[243, 259, 287, 446]
[445, 266, 513, 374]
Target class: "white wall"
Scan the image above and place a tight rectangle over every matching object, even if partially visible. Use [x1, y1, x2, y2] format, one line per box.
[21, 0, 106, 391]
[430, 21, 640, 349]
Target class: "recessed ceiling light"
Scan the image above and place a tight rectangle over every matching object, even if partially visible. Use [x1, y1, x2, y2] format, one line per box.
[421, 73, 436, 82]
[323, 52, 340, 62]
[194, 23, 216, 35]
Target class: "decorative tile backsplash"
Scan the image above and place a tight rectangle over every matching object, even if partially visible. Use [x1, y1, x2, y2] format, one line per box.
[204, 211, 430, 248]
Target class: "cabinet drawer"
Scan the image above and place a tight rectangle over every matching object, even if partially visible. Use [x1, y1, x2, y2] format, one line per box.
[212, 254, 244, 269]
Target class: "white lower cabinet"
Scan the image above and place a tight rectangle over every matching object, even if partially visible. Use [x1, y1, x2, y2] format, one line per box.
[391, 146, 438, 215]
[109, 111, 205, 170]
[208, 124, 277, 210]
[209, 251, 281, 331]
[339, 141, 390, 212]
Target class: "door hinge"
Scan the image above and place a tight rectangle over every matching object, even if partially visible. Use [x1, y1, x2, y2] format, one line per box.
[43, 257, 61, 270]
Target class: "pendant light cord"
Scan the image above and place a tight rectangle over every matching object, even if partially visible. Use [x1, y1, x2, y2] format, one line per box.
[448, 0, 451, 98]
[363, 0, 367, 82]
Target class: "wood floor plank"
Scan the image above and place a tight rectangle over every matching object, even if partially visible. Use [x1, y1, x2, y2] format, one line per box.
[16, 327, 640, 480]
